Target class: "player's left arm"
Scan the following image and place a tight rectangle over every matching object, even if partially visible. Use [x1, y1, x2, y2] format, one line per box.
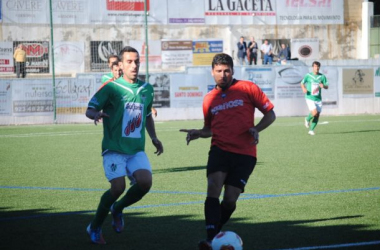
[319, 75, 328, 89]
[248, 84, 276, 144]
[249, 109, 276, 144]
[146, 114, 163, 156]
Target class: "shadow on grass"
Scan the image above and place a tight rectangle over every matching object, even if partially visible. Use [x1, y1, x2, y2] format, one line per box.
[322, 129, 380, 135]
[1, 208, 379, 250]
[154, 162, 264, 174]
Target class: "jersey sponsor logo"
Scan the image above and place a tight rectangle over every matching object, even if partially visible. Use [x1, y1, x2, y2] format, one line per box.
[211, 99, 243, 115]
[122, 102, 144, 138]
[262, 101, 270, 109]
[106, 0, 149, 11]
[124, 113, 142, 136]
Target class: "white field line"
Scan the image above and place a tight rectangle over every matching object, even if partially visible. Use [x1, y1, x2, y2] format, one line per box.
[0, 119, 379, 138]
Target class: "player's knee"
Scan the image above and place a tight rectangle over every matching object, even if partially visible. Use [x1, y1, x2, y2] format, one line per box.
[222, 200, 237, 210]
[137, 179, 152, 192]
[207, 181, 223, 197]
[111, 185, 126, 197]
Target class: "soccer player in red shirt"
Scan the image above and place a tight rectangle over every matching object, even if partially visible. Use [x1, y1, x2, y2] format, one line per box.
[180, 53, 276, 250]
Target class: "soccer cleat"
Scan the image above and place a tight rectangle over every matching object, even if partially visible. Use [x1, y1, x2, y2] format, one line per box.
[86, 223, 106, 244]
[304, 118, 310, 128]
[110, 203, 124, 233]
[308, 130, 315, 135]
[198, 239, 212, 250]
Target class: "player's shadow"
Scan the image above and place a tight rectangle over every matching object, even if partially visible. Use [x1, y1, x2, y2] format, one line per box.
[1, 207, 379, 250]
[153, 165, 206, 174]
[322, 129, 380, 135]
[154, 162, 264, 174]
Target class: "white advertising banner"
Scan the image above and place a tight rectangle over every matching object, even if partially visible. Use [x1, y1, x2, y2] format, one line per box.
[54, 42, 85, 74]
[320, 66, 339, 107]
[204, 0, 277, 25]
[291, 38, 319, 60]
[0, 79, 12, 115]
[0, 42, 14, 74]
[56, 78, 95, 114]
[89, 0, 167, 24]
[277, 0, 344, 25]
[129, 40, 162, 70]
[242, 67, 275, 99]
[2, 0, 48, 24]
[168, 0, 205, 24]
[170, 74, 207, 108]
[52, 0, 90, 24]
[11, 79, 54, 116]
[161, 40, 193, 70]
[275, 66, 309, 99]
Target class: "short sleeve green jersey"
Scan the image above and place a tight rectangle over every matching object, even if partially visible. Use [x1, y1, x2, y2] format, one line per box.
[301, 72, 328, 101]
[101, 72, 113, 83]
[88, 77, 154, 155]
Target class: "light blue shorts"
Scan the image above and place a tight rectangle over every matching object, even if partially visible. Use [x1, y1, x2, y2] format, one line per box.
[103, 151, 152, 184]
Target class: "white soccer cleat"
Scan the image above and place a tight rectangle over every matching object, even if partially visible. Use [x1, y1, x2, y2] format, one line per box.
[308, 130, 315, 136]
[304, 118, 310, 128]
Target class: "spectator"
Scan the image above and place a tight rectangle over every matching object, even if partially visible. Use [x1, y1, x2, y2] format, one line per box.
[278, 43, 290, 63]
[247, 37, 258, 65]
[236, 36, 247, 65]
[260, 39, 273, 65]
[13, 44, 26, 78]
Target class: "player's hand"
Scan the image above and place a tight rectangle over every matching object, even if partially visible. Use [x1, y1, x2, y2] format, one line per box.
[179, 129, 200, 145]
[152, 138, 163, 156]
[152, 108, 157, 118]
[319, 83, 324, 89]
[94, 112, 109, 125]
[248, 127, 259, 145]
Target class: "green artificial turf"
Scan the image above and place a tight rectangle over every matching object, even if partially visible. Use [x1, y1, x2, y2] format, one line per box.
[0, 115, 379, 250]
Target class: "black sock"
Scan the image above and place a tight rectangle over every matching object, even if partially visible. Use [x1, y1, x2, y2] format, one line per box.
[204, 197, 221, 241]
[218, 201, 236, 232]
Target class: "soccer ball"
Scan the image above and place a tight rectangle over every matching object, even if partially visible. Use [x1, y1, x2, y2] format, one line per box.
[211, 231, 243, 250]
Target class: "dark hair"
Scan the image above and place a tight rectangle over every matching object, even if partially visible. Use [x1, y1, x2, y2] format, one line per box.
[107, 54, 119, 63]
[212, 53, 233, 69]
[111, 61, 119, 68]
[312, 61, 321, 67]
[119, 46, 139, 60]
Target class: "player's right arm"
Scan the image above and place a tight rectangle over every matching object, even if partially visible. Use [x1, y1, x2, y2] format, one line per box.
[179, 126, 212, 145]
[300, 76, 308, 93]
[86, 108, 109, 126]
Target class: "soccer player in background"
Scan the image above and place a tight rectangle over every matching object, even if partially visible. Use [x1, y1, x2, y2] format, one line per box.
[180, 53, 276, 250]
[301, 61, 328, 135]
[97, 61, 121, 91]
[101, 54, 120, 83]
[85, 46, 163, 245]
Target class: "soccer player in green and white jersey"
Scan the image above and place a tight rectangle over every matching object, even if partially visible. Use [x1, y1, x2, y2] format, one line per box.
[300, 61, 328, 135]
[85, 46, 163, 245]
[101, 54, 120, 83]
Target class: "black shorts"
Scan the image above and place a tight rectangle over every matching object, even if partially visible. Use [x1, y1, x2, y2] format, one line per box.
[206, 145, 257, 192]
